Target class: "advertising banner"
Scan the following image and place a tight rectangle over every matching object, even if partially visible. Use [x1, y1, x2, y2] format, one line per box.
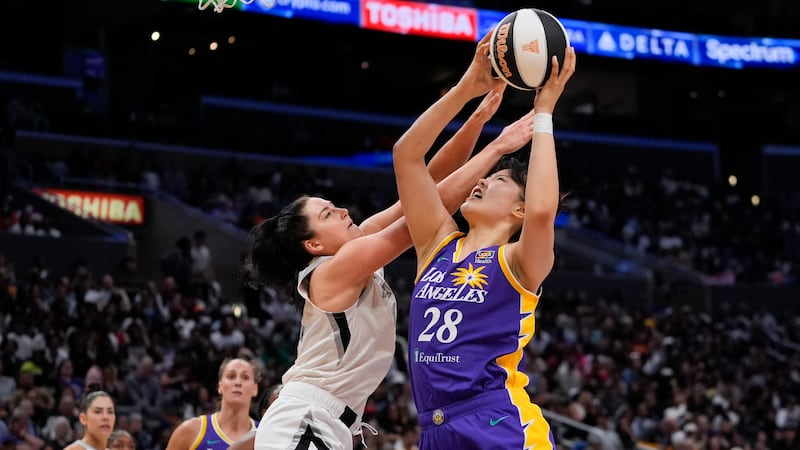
[33, 188, 146, 225]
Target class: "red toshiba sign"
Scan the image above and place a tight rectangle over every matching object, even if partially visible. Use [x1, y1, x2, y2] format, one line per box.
[34, 188, 145, 225]
[361, 0, 477, 41]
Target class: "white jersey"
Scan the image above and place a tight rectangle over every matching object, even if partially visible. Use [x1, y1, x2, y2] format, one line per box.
[281, 256, 398, 418]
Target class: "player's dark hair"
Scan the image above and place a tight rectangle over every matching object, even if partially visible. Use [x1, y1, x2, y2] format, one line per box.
[244, 195, 314, 297]
[79, 383, 112, 413]
[492, 156, 571, 242]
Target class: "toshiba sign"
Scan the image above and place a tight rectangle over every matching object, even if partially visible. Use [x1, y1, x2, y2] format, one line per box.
[34, 188, 145, 225]
[362, 0, 477, 41]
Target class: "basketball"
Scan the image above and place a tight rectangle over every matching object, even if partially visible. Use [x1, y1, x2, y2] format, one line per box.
[489, 8, 570, 91]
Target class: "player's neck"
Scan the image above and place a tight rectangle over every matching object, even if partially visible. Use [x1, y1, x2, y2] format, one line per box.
[216, 407, 251, 431]
[460, 228, 508, 255]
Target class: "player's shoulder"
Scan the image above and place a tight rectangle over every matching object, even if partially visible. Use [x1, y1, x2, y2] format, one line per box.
[167, 415, 206, 447]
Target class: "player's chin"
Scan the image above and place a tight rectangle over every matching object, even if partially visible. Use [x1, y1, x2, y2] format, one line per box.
[460, 200, 479, 213]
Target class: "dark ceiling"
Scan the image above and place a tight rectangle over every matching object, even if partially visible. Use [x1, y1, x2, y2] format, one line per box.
[1, 0, 798, 181]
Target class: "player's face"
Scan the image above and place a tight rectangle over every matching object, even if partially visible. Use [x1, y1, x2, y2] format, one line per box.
[81, 396, 115, 441]
[303, 196, 363, 255]
[218, 359, 258, 405]
[461, 169, 524, 221]
[109, 434, 136, 450]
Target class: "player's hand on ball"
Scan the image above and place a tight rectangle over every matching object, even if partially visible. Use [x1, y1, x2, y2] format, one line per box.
[534, 46, 576, 115]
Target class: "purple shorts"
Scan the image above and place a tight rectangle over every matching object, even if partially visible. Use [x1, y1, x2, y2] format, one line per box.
[417, 390, 556, 450]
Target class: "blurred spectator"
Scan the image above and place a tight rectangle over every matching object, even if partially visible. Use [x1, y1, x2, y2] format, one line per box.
[190, 229, 213, 284]
[159, 237, 193, 296]
[108, 429, 136, 450]
[84, 274, 131, 314]
[127, 413, 152, 450]
[0, 408, 45, 449]
[209, 315, 245, 354]
[123, 356, 162, 433]
[42, 415, 72, 450]
[53, 360, 84, 401]
[189, 229, 217, 304]
[0, 360, 16, 404]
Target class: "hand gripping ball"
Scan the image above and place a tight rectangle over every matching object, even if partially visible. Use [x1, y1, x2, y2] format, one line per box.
[489, 8, 570, 91]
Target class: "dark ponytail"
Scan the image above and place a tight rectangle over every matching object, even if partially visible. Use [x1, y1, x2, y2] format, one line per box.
[244, 195, 314, 291]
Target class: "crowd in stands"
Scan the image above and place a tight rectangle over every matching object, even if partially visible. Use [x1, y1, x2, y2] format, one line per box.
[1, 241, 800, 450]
[15, 139, 800, 287]
[564, 167, 800, 286]
[0, 141, 798, 450]
[0, 196, 61, 238]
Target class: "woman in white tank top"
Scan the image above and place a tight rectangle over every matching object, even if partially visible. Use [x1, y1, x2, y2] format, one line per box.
[64, 384, 115, 450]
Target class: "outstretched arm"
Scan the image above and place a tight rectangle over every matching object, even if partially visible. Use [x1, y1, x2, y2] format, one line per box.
[359, 81, 505, 235]
[510, 47, 577, 292]
[315, 114, 532, 312]
[393, 31, 506, 262]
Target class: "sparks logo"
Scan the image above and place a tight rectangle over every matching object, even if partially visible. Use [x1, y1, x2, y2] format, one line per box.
[522, 39, 540, 54]
[451, 263, 488, 289]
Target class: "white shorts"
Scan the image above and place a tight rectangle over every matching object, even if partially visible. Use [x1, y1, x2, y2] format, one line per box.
[254, 381, 359, 450]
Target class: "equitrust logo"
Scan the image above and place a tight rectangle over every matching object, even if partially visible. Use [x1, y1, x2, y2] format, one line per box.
[414, 349, 461, 364]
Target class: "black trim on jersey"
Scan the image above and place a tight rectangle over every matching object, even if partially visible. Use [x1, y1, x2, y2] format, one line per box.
[296, 424, 330, 449]
[339, 405, 357, 427]
[332, 312, 351, 351]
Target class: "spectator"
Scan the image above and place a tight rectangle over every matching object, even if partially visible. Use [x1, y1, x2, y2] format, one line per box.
[159, 237, 193, 296]
[53, 359, 84, 401]
[42, 416, 73, 450]
[123, 356, 163, 434]
[108, 429, 137, 450]
[190, 229, 214, 285]
[0, 360, 16, 404]
[127, 413, 153, 450]
[0, 408, 45, 449]
[209, 316, 245, 354]
[84, 274, 131, 314]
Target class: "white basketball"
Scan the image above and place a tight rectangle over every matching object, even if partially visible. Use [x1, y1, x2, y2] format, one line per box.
[489, 8, 570, 91]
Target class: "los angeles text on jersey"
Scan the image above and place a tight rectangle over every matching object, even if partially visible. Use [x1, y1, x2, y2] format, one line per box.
[414, 268, 487, 303]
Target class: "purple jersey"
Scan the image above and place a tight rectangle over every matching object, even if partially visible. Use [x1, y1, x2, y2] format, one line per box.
[409, 232, 555, 449]
[189, 413, 258, 450]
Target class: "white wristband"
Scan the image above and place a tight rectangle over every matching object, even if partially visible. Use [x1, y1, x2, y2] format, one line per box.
[533, 113, 553, 135]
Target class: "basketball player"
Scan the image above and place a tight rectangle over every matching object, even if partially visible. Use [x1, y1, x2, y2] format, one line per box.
[64, 384, 115, 450]
[165, 357, 260, 450]
[392, 32, 577, 449]
[247, 79, 538, 450]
